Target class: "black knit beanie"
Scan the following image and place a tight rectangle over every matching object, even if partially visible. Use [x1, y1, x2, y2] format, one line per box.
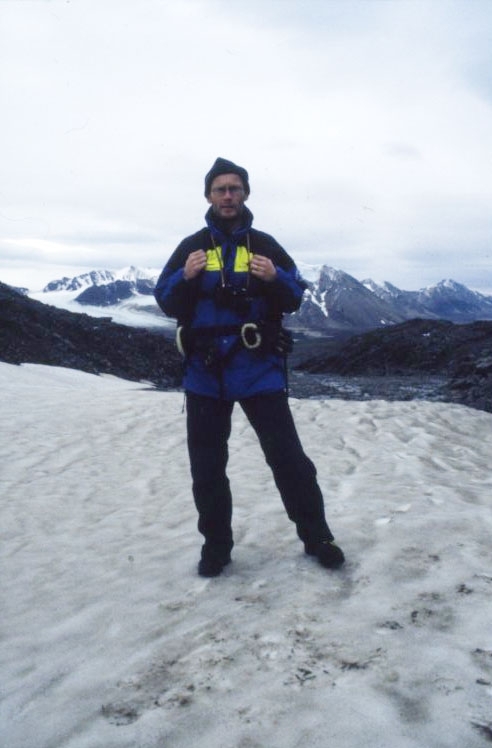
[204, 157, 250, 197]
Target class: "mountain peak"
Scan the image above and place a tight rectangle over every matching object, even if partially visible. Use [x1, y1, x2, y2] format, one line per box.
[27, 264, 492, 334]
[43, 270, 115, 292]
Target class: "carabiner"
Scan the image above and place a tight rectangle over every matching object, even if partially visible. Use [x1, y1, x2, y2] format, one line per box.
[241, 322, 262, 350]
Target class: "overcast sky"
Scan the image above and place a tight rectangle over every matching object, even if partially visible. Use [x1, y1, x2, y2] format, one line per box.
[1, 0, 492, 292]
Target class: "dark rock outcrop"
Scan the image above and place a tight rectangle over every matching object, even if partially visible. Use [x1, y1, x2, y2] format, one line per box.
[0, 282, 181, 388]
[442, 349, 492, 413]
[76, 280, 135, 306]
[296, 318, 492, 412]
[75, 278, 156, 306]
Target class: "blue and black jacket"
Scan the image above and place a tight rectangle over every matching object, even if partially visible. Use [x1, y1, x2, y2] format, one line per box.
[154, 207, 307, 400]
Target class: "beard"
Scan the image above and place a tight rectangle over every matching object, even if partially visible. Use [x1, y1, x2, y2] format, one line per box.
[211, 205, 245, 231]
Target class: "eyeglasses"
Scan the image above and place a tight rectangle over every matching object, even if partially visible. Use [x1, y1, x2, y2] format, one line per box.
[210, 185, 244, 196]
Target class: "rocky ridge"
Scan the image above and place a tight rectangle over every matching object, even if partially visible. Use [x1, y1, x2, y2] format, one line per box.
[0, 282, 181, 388]
[296, 318, 492, 412]
[2, 281, 491, 412]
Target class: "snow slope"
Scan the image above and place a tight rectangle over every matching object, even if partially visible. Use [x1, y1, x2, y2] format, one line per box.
[1, 363, 492, 748]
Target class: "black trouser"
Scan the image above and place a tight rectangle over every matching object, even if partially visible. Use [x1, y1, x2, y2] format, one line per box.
[186, 390, 334, 555]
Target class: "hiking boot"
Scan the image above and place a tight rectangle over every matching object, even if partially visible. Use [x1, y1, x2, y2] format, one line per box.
[198, 545, 232, 578]
[198, 555, 231, 577]
[304, 539, 345, 569]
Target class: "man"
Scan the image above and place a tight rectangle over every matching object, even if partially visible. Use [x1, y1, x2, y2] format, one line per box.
[154, 157, 345, 577]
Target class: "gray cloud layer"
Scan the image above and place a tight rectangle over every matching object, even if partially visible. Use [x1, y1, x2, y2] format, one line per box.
[1, 0, 491, 291]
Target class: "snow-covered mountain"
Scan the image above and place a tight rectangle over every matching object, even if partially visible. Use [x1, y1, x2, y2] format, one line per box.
[44, 269, 117, 292]
[295, 267, 405, 332]
[26, 265, 492, 333]
[43, 266, 159, 292]
[415, 279, 492, 320]
[30, 266, 169, 330]
[363, 278, 492, 323]
[295, 268, 492, 332]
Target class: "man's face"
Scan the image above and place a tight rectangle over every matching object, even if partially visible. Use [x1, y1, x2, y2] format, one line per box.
[207, 173, 247, 223]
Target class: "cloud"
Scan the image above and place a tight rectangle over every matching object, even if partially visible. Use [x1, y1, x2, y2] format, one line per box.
[1, 0, 492, 292]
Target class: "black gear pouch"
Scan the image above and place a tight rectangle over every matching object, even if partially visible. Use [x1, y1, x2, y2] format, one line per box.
[258, 322, 294, 356]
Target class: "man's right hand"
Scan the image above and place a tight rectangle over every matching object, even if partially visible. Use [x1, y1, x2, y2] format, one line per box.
[183, 249, 207, 280]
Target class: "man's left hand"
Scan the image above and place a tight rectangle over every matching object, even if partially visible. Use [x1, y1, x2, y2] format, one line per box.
[250, 255, 277, 282]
